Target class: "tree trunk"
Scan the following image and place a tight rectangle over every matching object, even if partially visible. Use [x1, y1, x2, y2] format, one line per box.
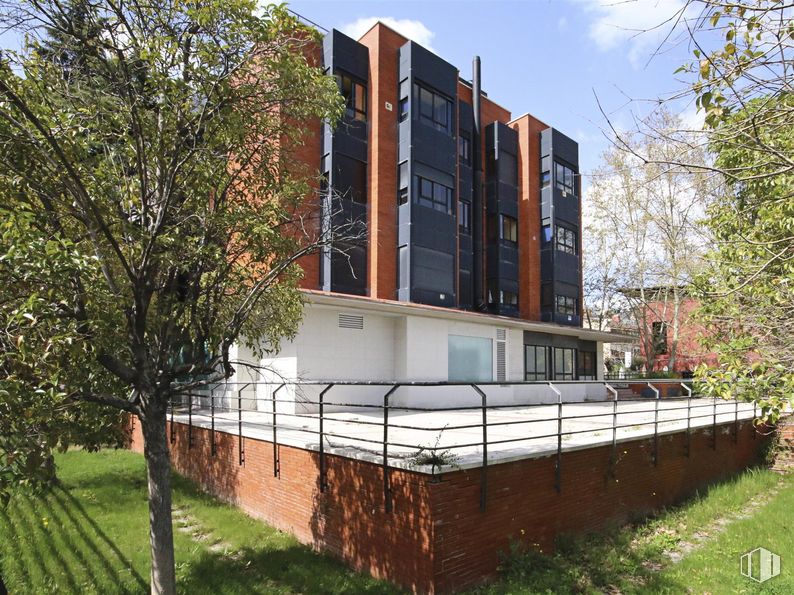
[140, 400, 176, 595]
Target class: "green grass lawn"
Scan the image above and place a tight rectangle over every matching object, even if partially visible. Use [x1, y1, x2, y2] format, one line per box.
[0, 449, 399, 595]
[478, 467, 794, 594]
[1, 450, 792, 595]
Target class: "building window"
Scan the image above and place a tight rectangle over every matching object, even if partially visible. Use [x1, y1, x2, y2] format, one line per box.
[414, 82, 452, 134]
[525, 345, 548, 381]
[554, 161, 576, 195]
[556, 295, 577, 316]
[398, 80, 409, 122]
[541, 170, 550, 188]
[398, 161, 408, 204]
[652, 321, 668, 354]
[488, 285, 518, 307]
[449, 335, 493, 382]
[554, 347, 576, 380]
[578, 351, 596, 380]
[415, 175, 453, 214]
[541, 224, 552, 245]
[333, 153, 367, 203]
[458, 200, 471, 232]
[555, 226, 577, 254]
[458, 133, 471, 165]
[500, 215, 518, 243]
[502, 291, 518, 306]
[337, 73, 366, 122]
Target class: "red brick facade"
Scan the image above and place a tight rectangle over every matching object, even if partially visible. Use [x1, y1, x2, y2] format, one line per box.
[128, 419, 768, 593]
[296, 23, 556, 322]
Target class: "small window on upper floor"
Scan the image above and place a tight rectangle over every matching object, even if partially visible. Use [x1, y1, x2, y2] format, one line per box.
[458, 133, 471, 165]
[337, 72, 367, 122]
[555, 294, 577, 316]
[398, 80, 409, 123]
[541, 170, 550, 188]
[554, 161, 576, 196]
[555, 225, 577, 255]
[500, 215, 518, 243]
[541, 224, 552, 245]
[458, 200, 471, 233]
[414, 82, 452, 135]
[501, 291, 518, 307]
[415, 175, 453, 215]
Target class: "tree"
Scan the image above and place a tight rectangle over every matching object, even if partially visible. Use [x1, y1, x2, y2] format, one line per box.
[620, 0, 793, 417]
[0, 1, 344, 592]
[584, 108, 712, 372]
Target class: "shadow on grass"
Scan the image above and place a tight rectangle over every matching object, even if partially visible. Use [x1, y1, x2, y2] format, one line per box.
[180, 546, 401, 595]
[52, 486, 148, 591]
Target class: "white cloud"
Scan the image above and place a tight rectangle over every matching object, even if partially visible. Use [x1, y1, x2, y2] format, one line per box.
[578, 0, 693, 68]
[339, 16, 436, 53]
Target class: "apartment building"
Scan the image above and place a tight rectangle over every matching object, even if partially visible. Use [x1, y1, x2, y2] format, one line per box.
[235, 22, 626, 391]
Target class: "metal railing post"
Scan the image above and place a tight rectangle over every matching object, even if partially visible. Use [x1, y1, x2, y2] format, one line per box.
[753, 401, 757, 439]
[605, 383, 618, 476]
[318, 384, 334, 493]
[549, 382, 563, 493]
[188, 392, 193, 449]
[382, 384, 400, 513]
[682, 383, 692, 458]
[170, 395, 175, 445]
[470, 385, 488, 512]
[734, 397, 739, 444]
[648, 383, 660, 466]
[210, 385, 217, 457]
[712, 395, 718, 450]
[237, 383, 250, 466]
[272, 383, 285, 478]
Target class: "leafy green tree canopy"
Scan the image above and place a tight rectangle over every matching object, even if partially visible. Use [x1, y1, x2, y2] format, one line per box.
[0, 0, 343, 591]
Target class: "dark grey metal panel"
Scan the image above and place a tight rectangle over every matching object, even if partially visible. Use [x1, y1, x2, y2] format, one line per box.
[404, 41, 457, 97]
[321, 29, 370, 296]
[324, 29, 369, 81]
[333, 131, 367, 162]
[552, 128, 579, 169]
[554, 251, 580, 286]
[459, 100, 473, 133]
[522, 331, 580, 349]
[413, 125, 456, 172]
[397, 39, 458, 308]
[553, 190, 580, 227]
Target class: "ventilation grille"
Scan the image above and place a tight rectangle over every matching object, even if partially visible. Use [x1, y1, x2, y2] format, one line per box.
[338, 313, 364, 330]
[496, 341, 506, 382]
[496, 328, 507, 341]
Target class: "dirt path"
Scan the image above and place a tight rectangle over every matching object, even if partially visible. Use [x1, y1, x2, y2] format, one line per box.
[172, 506, 239, 558]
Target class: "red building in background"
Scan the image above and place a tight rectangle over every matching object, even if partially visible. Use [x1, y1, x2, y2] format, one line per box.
[629, 288, 718, 375]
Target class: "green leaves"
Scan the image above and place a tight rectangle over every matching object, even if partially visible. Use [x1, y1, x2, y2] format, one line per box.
[0, 0, 343, 498]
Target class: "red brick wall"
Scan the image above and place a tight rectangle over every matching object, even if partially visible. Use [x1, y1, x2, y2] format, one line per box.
[511, 114, 547, 321]
[358, 24, 407, 301]
[430, 421, 764, 592]
[128, 416, 768, 594]
[128, 419, 435, 593]
[637, 297, 718, 373]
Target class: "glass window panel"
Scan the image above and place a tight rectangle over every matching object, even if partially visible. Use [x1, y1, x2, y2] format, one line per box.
[434, 93, 448, 128]
[420, 87, 433, 118]
[420, 177, 433, 198]
[449, 335, 493, 382]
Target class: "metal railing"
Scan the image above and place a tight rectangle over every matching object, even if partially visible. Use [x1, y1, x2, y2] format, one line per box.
[167, 379, 759, 514]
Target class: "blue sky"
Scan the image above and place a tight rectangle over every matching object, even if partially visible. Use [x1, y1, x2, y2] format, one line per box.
[0, 0, 706, 189]
[289, 0, 705, 188]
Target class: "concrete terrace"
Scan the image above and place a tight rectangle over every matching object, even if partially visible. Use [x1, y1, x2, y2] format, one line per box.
[171, 398, 758, 473]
